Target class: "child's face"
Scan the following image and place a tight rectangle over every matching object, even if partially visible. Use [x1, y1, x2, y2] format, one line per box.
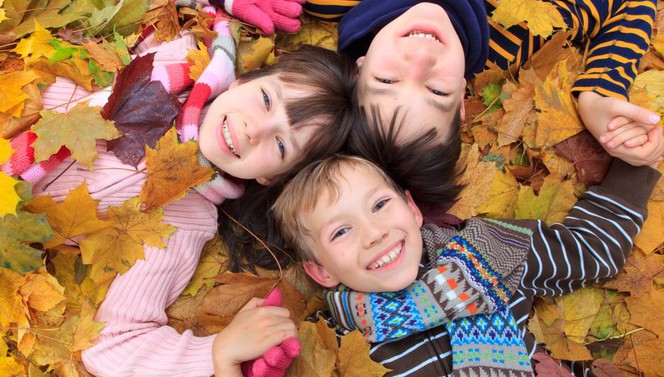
[199, 74, 318, 184]
[356, 3, 467, 144]
[301, 163, 424, 293]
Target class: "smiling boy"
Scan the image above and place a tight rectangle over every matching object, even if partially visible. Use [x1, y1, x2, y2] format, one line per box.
[273, 155, 660, 376]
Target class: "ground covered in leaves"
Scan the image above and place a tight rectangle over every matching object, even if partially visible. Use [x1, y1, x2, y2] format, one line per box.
[1, 0, 664, 376]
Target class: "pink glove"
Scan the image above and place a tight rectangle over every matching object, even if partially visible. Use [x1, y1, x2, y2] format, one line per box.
[241, 288, 301, 377]
[223, 0, 305, 35]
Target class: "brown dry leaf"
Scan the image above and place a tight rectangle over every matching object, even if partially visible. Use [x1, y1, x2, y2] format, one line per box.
[26, 184, 112, 249]
[83, 41, 125, 72]
[532, 352, 575, 376]
[514, 175, 576, 223]
[448, 145, 498, 219]
[614, 330, 664, 376]
[524, 31, 578, 81]
[495, 80, 535, 146]
[140, 127, 213, 211]
[143, 0, 180, 42]
[533, 59, 584, 147]
[491, 0, 565, 37]
[539, 147, 576, 179]
[167, 286, 210, 335]
[31, 102, 121, 169]
[286, 318, 337, 377]
[634, 199, 664, 253]
[554, 130, 612, 186]
[604, 251, 664, 296]
[337, 330, 391, 377]
[624, 288, 664, 336]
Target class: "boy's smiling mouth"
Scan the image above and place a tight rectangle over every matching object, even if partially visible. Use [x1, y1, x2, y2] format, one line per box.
[368, 242, 404, 270]
[407, 31, 440, 43]
[222, 118, 240, 158]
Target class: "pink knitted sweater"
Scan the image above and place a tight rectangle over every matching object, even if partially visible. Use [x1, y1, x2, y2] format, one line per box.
[33, 32, 240, 377]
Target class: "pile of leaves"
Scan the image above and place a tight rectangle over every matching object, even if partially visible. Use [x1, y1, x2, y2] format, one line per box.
[0, 0, 663, 376]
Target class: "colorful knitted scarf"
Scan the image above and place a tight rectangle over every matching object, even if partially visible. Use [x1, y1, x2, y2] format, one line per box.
[1, 1, 244, 204]
[325, 218, 535, 376]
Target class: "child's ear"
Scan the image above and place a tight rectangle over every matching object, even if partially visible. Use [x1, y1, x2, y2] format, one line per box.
[229, 79, 241, 89]
[303, 261, 340, 288]
[356, 56, 365, 69]
[256, 176, 273, 186]
[460, 78, 467, 122]
[405, 190, 423, 227]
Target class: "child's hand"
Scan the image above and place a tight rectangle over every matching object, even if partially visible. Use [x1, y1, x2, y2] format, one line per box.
[577, 91, 661, 149]
[225, 0, 305, 35]
[599, 124, 664, 167]
[211, 295, 297, 377]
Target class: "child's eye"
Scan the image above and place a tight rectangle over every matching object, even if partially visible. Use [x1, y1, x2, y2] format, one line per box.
[331, 227, 349, 241]
[373, 198, 390, 212]
[376, 77, 394, 84]
[276, 138, 286, 159]
[261, 88, 271, 110]
[429, 87, 448, 96]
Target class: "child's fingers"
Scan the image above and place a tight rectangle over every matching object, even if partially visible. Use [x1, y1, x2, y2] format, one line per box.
[622, 134, 649, 148]
[607, 101, 661, 131]
[604, 127, 649, 148]
[600, 123, 650, 147]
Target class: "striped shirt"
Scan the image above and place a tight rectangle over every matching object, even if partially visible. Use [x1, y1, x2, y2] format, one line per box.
[316, 159, 661, 376]
[305, 0, 656, 100]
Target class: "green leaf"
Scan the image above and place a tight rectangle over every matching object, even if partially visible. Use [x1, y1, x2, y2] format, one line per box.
[0, 211, 53, 274]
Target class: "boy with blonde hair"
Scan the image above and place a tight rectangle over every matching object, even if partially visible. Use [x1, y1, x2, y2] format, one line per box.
[273, 155, 660, 376]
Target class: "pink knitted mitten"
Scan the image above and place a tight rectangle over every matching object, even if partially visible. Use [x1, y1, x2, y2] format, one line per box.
[222, 0, 305, 35]
[241, 288, 301, 377]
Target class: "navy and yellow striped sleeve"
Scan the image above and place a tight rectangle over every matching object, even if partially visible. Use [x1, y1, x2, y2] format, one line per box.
[304, 0, 362, 21]
[559, 0, 656, 100]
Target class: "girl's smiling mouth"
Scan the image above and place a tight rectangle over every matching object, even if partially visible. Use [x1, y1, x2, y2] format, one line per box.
[219, 116, 240, 158]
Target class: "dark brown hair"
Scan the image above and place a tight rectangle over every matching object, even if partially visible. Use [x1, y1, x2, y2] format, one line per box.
[218, 45, 360, 272]
[347, 105, 465, 211]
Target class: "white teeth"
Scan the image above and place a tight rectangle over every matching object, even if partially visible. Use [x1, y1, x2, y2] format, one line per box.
[408, 31, 440, 42]
[370, 245, 402, 270]
[222, 120, 239, 157]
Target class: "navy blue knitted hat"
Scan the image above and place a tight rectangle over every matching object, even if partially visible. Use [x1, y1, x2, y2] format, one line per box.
[338, 0, 489, 79]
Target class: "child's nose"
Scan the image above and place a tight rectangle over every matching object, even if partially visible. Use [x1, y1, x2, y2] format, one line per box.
[363, 223, 388, 248]
[404, 47, 436, 72]
[246, 118, 278, 144]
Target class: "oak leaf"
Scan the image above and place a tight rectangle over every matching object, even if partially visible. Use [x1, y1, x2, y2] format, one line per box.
[25, 184, 111, 249]
[101, 53, 181, 167]
[31, 102, 121, 169]
[140, 127, 214, 211]
[491, 0, 565, 37]
[337, 330, 391, 377]
[0, 211, 52, 274]
[80, 197, 175, 277]
[514, 175, 576, 223]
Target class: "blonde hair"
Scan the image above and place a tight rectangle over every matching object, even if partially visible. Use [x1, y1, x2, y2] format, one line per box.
[272, 155, 404, 262]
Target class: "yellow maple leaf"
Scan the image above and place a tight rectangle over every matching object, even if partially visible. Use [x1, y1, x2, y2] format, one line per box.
[26, 183, 112, 248]
[12, 22, 56, 62]
[448, 145, 498, 220]
[286, 318, 337, 377]
[31, 102, 121, 169]
[238, 36, 275, 74]
[529, 298, 592, 360]
[187, 41, 211, 82]
[634, 199, 664, 254]
[533, 59, 584, 147]
[72, 301, 104, 352]
[0, 267, 29, 330]
[476, 169, 520, 218]
[19, 269, 66, 313]
[491, 0, 565, 37]
[632, 69, 664, 114]
[0, 137, 11, 164]
[0, 0, 7, 23]
[337, 330, 392, 376]
[514, 175, 576, 223]
[496, 81, 535, 146]
[559, 287, 603, 343]
[0, 340, 25, 376]
[50, 251, 109, 308]
[181, 236, 226, 296]
[140, 127, 213, 211]
[83, 40, 125, 72]
[0, 70, 40, 117]
[0, 81, 44, 139]
[80, 197, 175, 277]
[0, 172, 21, 217]
[276, 16, 339, 52]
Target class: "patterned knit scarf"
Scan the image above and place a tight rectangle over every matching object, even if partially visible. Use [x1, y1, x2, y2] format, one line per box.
[1, 1, 244, 204]
[325, 218, 535, 376]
